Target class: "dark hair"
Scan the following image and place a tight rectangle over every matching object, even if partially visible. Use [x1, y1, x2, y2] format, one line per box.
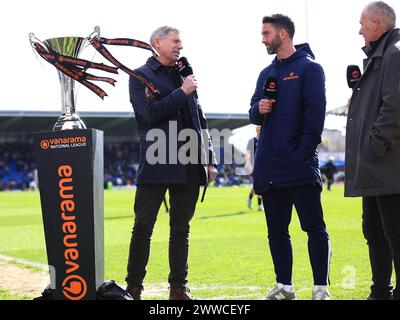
[262, 14, 295, 39]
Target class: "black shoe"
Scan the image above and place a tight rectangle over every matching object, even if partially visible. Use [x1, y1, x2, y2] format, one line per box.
[393, 288, 400, 300]
[368, 284, 393, 300]
[367, 293, 393, 300]
[169, 286, 194, 300]
[126, 284, 143, 300]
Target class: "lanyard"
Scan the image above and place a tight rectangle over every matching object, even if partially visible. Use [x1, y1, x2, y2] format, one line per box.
[32, 36, 160, 99]
[89, 37, 159, 96]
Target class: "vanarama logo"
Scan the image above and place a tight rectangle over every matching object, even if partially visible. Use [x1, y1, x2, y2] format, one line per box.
[40, 136, 87, 150]
[40, 140, 50, 150]
[62, 275, 87, 300]
[283, 72, 299, 81]
[58, 165, 87, 300]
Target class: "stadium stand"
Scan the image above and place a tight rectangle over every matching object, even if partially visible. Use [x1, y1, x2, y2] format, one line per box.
[0, 139, 36, 191]
[0, 111, 250, 191]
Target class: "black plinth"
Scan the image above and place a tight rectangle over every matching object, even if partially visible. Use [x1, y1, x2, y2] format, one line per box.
[33, 129, 104, 300]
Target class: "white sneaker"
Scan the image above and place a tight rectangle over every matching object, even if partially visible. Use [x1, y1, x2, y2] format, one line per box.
[247, 198, 253, 209]
[312, 287, 330, 300]
[262, 283, 296, 300]
[258, 205, 263, 212]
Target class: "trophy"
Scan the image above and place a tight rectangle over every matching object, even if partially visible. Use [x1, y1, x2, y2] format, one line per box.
[29, 28, 158, 300]
[29, 27, 100, 131]
[29, 27, 157, 133]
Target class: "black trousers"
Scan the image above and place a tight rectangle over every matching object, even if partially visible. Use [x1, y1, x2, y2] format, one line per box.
[363, 194, 400, 299]
[126, 165, 200, 289]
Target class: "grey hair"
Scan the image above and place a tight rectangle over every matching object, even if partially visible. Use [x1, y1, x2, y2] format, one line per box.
[365, 1, 396, 31]
[150, 26, 180, 47]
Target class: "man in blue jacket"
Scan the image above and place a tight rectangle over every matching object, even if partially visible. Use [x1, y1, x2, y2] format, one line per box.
[125, 26, 217, 300]
[249, 14, 331, 300]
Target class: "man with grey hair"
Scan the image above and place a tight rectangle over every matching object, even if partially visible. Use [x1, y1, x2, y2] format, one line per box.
[125, 26, 217, 300]
[345, 1, 400, 300]
[149, 26, 179, 48]
[364, 1, 396, 30]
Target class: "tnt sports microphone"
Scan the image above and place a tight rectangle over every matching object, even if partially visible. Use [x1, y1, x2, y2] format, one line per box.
[265, 76, 278, 101]
[347, 65, 361, 89]
[177, 57, 193, 77]
[177, 57, 198, 98]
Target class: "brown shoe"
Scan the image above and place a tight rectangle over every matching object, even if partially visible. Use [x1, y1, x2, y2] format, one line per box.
[126, 284, 143, 300]
[169, 286, 194, 300]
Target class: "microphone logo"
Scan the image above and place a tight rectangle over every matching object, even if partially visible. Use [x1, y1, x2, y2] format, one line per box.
[265, 76, 278, 101]
[352, 70, 360, 79]
[347, 65, 361, 89]
[177, 57, 193, 77]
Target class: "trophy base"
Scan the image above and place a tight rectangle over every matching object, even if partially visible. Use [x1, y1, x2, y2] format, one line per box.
[53, 114, 87, 131]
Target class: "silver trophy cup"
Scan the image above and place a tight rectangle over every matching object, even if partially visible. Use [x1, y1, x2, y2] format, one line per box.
[29, 28, 100, 131]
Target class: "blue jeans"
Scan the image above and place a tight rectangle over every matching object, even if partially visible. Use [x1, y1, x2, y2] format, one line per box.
[262, 184, 331, 286]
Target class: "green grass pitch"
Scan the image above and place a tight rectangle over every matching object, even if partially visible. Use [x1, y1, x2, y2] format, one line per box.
[0, 184, 374, 300]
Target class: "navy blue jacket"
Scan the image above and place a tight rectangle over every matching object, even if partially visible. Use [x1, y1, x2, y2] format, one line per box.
[130, 57, 216, 185]
[249, 44, 326, 193]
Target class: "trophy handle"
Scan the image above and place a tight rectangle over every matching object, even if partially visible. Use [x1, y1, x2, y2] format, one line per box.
[29, 33, 49, 63]
[29, 33, 48, 50]
[86, 26, 101, 44]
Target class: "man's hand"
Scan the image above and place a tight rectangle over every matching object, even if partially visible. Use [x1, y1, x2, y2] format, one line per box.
[259, 99, 275, 115]
[181, 75, 198, 95]
[207, 165, 218, 182]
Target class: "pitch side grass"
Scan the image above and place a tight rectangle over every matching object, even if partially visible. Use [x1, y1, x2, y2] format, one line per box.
[0, 185, 372, 300]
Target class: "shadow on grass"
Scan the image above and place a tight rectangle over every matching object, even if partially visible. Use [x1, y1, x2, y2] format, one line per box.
[105, 210, 169, 221]
[105, 215, 133, 221]
[198, 211, 247, 220]
[106, 211, 249, 221]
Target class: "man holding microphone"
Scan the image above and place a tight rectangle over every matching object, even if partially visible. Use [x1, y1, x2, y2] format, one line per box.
[249, 14, 331, 300]
[345, 2, 400, 300]
[125, 26, 217, 300]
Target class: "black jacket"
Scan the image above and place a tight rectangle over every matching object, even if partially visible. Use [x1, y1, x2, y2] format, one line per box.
[345, 29, 400, 197]
[129, 57, 217, 185]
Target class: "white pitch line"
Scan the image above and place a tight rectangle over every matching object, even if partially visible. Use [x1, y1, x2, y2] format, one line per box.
[0, 253, 48, 271]
[0, 253, 372, 300]
[138, 282, 372, 300]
